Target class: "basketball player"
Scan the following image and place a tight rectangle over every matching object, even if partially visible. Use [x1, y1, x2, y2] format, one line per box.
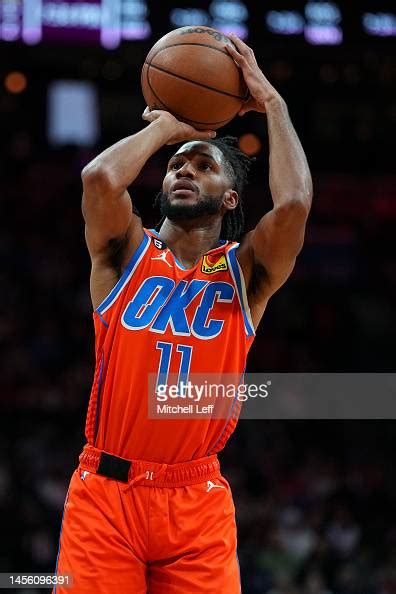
[54, 35, 312, 593]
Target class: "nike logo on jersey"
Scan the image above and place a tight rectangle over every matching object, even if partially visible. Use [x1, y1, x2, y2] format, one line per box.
[151, 249, 173, 268]
[206, 480, 226, 492]
[80, 471, 90, 480]
[121, 277, 235, 339]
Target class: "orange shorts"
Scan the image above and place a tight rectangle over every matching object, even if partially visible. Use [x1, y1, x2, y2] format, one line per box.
[53, 445, 241, 593]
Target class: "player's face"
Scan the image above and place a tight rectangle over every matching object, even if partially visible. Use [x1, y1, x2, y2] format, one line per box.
[160, 142, 232, 221]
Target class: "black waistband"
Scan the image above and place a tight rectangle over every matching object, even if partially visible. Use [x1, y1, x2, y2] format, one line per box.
[96, 452, 131, 482]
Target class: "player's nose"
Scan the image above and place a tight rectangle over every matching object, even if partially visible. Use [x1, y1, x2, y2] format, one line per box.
[176, 161, 195, 178]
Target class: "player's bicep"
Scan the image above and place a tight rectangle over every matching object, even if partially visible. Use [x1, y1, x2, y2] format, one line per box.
[250, 200, 309, 294]
[81, 163, 144, 259]
[83, 187, 132, 253]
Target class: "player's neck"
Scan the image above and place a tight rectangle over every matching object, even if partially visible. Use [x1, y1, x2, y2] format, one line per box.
[158, 218, 222, 269]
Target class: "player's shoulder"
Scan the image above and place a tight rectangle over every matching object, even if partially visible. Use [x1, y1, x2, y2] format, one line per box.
[144, 228, 167, 250]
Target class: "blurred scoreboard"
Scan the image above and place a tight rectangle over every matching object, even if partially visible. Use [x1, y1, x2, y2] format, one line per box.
[0, 0, 151, 47]
[1, 0, 395, 48]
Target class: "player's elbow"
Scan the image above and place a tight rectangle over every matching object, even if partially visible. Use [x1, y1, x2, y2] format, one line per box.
[274, 195, 311, 224]
[290, 195, 311, 219]
[81, 162, 116, 195]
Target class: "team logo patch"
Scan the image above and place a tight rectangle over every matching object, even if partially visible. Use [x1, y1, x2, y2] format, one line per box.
[201, 253, 228, 274]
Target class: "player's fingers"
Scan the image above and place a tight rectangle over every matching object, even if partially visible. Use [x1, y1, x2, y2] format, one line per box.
[229, 33, 253, 57]
[142, 107, 165, 123]
[225, 42, 239, 54]
[194, 130, 217, 140]
[142, 106, 154, 120]
[229, 34, 257, 68]
[238, 100, 252, 116]
[239, 106, 253, 116]
[167, 129, 216, 145]
[225, 44, 246, 66]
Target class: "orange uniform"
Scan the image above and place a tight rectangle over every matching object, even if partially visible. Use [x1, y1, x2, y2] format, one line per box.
[54, 229, 255, 593]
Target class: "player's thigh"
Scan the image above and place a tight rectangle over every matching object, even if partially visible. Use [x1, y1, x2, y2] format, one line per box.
[149, 475, 241, 594]
[54, 468, 148, 594]
[149, 552, 240, 594]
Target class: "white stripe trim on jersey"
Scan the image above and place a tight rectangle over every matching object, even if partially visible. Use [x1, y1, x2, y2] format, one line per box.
[96, 232, 151, 315]
[226, 244, 255, 337]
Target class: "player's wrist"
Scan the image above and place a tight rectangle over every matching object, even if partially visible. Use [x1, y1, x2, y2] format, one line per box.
[148, 115, 176, 145]
[263, 93, 286, 113]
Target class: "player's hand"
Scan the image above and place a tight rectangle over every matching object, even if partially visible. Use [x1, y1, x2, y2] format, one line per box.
[225, 34, 281, 115]
[142, 107, 216, 145]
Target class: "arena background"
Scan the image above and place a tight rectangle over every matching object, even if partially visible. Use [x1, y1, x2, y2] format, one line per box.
[1, 1, 396, 592]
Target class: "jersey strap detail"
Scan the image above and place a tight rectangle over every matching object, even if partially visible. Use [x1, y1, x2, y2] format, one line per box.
[206, 370, 245, 456]
[96, 232, 151, 315]
[94, 351, 105, 445]
[97, 312, 109, 328]
[226, 244, 255, 337]
[148, 229, 188, 270]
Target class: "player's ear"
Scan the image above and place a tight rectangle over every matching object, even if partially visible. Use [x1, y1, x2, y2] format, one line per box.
[223, 189, 238, 211]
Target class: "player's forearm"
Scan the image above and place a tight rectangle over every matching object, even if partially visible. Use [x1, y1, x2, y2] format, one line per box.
[266, 96, 312, 212]
[81, 118, 173, 193]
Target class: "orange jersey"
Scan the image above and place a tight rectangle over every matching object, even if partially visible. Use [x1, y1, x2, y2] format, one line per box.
[85, 229, 255, 463]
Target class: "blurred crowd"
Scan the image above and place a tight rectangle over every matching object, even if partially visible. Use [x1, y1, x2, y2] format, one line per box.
[1, 138, 395, 593]
[2, 415, 396, 594]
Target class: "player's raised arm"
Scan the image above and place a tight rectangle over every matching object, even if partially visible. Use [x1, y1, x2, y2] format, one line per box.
[81, 110, 216, 262]
[81, 110, 216, 308]
[226, 36, 312, 302]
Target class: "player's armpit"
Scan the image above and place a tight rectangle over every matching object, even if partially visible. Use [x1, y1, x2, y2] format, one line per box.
[86, 219, 146, 310]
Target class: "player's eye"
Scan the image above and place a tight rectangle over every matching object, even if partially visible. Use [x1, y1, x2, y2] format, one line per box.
[170, 160, 184, 170]
[199, 162, 212, 171]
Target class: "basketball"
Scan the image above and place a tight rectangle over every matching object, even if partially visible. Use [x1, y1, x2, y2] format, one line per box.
[141, 26, 249, 130]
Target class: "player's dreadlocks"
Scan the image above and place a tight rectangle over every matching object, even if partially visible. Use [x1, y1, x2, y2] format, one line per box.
[207, 136, 254, 241]
[155, 136, 255, 241]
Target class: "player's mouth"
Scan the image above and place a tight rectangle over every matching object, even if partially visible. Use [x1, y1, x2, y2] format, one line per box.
[170, 179, 199, 197]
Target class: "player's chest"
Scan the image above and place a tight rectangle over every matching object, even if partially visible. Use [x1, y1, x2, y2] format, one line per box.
[120, 271, 236, 340]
